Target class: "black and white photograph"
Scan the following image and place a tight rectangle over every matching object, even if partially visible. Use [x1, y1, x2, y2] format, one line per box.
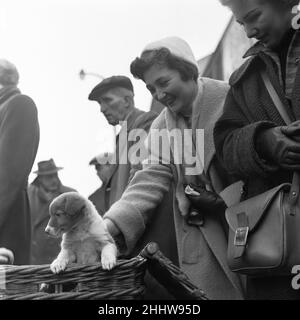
[1, 0, 300, 310]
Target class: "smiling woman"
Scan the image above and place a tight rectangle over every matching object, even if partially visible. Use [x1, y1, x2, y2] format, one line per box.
[131, 48, 198, 118]
[102, 36, 245, 300]
[220, 0, 299, 49]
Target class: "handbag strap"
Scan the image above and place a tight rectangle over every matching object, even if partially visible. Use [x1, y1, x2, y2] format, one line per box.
[261, 70, 291, 125]
[261, 70, 300, 210]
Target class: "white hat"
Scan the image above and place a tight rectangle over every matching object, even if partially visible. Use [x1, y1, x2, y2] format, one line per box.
[142, 36, 199, 70]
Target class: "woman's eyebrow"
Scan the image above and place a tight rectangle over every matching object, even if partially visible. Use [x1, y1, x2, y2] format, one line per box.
[237, 8, 259, 24]
[155, 76, 168, 83]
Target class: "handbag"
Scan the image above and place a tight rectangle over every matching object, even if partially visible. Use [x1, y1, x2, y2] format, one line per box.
[225, 70, 300, 276]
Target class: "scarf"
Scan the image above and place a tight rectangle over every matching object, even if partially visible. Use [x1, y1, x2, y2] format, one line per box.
[0, 85, 20, 105]
[164, 79, 209, 217]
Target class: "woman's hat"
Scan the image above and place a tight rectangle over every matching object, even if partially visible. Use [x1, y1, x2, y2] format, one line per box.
[142, 36, 199, 70]
[33, 159, 63, 175]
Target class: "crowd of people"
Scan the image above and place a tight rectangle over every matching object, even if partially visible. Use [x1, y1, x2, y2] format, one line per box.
[1, 0, 300, 300]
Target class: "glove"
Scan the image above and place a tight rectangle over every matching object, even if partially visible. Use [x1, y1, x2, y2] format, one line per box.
[256, 126, 300, 170]
[281, 120, 300, 143]
[185, 183, 226, 215]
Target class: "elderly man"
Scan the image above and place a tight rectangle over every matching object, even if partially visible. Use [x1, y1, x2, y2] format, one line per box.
[88, 152, 116, 216]
[0, 59, 39, 265]
[28, 159, 76, 264]
[88, 75, 157, 207]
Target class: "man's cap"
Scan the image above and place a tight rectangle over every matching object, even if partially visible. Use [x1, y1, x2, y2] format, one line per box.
[0, 59, 19, 86]
[89, 152, 114, 166]
[88, 75, 134, 101]
[33, 159, 63, 175]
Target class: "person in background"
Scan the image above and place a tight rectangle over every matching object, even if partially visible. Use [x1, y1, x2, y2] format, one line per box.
[0, 59, 39, 265]
[215, 0, 300, 299]
[28, 159, 76, 264]
[88, 152, 116, 216]
[88, 76, 157, 207]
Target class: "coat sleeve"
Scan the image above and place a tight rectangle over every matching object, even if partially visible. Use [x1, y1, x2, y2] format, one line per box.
[104, 163, 173, 254]
[214, 88, 278, 179]
[0, 95, 39, 228]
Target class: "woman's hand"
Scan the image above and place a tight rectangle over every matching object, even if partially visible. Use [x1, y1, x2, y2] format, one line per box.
[0, 248, 14, 265]
[256, 126, 300, 170]
[185, 184, 226, 214]
[281, 120, 300, 142]
[104, 219, 121, 237]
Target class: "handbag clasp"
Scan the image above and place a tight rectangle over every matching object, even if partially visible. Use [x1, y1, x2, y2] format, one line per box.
[234, 227, 249, 246]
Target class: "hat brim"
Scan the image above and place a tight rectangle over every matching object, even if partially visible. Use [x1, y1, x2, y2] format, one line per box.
[33, 167, 63, 175]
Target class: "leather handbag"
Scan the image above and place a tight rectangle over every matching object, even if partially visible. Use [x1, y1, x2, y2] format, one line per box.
[225, 70, 300, 276]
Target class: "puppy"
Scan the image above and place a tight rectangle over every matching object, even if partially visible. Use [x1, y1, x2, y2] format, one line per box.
[45, 192, 117, 274]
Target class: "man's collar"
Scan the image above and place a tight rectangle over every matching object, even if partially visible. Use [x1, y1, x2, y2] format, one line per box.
[124, 108, 135, 122]
[119, 107, 137, 131]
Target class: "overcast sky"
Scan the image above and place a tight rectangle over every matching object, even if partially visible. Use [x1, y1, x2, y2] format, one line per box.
[0, 0, 231, 196]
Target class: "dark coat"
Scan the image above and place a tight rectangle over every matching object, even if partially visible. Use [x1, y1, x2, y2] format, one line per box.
[106, 108, 157, 207]
[214, 52, 300, 198]
[28, 182, 75, 265]
[88, 183, 110, 216]
[214, 50, 300, 299]
[0, 88, 39, 265]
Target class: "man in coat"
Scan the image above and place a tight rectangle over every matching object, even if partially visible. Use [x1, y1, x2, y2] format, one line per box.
[88, 152, 116, 216]
[0, 59, 39, 265]
[88, 75, 157, 207]
[28, 159, 76, 264]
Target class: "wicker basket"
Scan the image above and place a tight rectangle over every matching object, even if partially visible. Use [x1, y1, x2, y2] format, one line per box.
[0, 243, 208, 300]
[0, 256, 147, 300]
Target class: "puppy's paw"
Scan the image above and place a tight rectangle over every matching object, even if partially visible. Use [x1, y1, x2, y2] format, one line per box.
[50, 258, 69, 274]
[101, 251, 117, 271]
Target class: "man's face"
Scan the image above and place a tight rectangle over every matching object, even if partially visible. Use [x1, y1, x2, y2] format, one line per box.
[39, 173, 59, 192]
[96, 163, 114, 184]
[230, 0, 294, 49]
[97, 89, 127, 126]
[143, 63, 196, 117]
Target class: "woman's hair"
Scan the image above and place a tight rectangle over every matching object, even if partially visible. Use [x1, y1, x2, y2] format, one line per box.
[130, 48, 199, 82]
[0, 59, 19, 86]
[219, 0, 299, 8]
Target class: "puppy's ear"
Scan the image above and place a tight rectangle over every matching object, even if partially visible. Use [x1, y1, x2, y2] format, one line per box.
[49, 195, 67, 215]
[65, 194, 87, 217]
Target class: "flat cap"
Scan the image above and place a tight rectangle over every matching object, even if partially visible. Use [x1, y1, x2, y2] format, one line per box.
[88, 75, 134, 101]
